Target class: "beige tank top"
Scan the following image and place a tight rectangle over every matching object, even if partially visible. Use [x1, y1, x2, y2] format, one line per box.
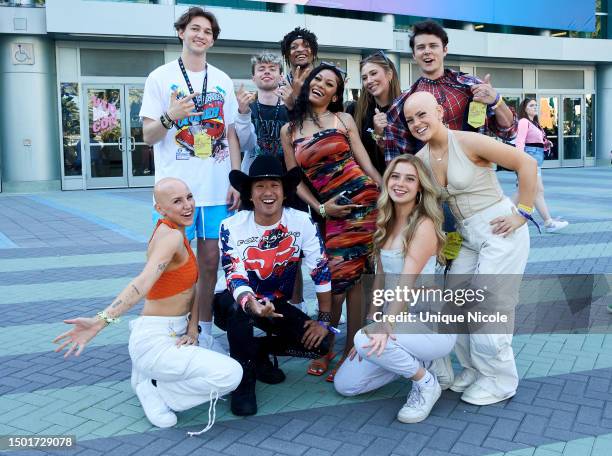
[421, 130, 504, 221]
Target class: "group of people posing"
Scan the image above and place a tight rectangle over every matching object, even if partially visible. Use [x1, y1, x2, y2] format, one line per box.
[53, 6, 567, 434]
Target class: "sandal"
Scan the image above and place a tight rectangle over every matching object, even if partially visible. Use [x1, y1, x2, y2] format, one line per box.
[326, 354, 347, 382]
[307, 351, 336, 376]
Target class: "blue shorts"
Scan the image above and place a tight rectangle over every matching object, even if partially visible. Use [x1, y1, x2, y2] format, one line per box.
[152, 205, 230, 241]
[524, 146, 544, 176]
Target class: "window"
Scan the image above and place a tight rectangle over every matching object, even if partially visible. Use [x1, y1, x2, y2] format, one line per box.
[80, 49, 164, 77]
[538, 70, 584, 89]
[60, 83, 82, 176]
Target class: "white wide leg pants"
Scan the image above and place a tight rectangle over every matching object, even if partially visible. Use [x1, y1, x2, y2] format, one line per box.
[128, 315, 242, 412]
[449, 197, 529, 397]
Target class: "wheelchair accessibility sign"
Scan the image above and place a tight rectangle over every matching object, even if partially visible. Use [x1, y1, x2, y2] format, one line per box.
[11, 43, 34, 65]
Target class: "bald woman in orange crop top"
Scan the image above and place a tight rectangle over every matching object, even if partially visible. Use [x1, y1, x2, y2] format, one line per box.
[53, 178, 242, 432]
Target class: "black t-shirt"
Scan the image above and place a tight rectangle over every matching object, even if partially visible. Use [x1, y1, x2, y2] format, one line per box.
[250, 100, 290, 162]
[346, 101, 389, 176]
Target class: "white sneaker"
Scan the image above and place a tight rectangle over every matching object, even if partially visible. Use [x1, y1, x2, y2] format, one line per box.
[397, 376, 441, 424]
[544, 219, 569, 233]
[135, 381, 177, 428]
[449, 368, 478, 393]
[199, 334, 227, 354]
[429, 356, 454, 390]
[461, 383, 516, 406]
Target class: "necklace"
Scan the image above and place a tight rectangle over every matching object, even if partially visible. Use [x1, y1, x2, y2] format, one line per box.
[430, 147, 448, 162]
[308, 111, 332, 122]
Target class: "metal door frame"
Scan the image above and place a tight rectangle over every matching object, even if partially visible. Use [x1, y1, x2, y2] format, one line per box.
[124, 84, 155, 187]
[81, 84, 129, 189]
[559, 94, 585, 167]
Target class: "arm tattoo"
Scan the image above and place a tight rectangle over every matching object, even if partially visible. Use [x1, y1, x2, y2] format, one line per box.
[131, 284, 140, 295]
[157, 262, 168, 273]
[109, 299, 123, 309]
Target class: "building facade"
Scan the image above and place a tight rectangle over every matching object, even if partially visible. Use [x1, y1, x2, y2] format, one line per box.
[0, 0, 610, 191]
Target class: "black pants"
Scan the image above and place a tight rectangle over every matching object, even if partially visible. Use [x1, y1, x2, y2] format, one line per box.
[213, 290, 330, 364]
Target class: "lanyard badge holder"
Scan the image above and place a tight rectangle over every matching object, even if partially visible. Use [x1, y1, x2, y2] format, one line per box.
[178, 57, 212, 159]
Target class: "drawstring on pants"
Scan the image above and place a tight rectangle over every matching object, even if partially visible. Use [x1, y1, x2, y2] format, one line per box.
[186, 390, 219, 437]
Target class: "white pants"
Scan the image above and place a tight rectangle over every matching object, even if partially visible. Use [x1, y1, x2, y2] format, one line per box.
[128, 315, 242, 412]
[334, 330, 456, 396]
[449, 197, 529, 397]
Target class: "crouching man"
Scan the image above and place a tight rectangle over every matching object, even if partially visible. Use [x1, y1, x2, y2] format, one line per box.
[53, 178, 242, 432]
[215, 155, 334, 416]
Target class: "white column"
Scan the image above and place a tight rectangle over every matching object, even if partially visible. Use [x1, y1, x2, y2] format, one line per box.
[0, 35, 60, 191]
[596, 64, 612, 167]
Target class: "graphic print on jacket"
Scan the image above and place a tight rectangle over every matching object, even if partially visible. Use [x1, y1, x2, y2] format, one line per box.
[219, 209, 331, 302]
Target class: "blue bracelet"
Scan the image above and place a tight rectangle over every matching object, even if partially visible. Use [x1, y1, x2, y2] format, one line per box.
[518, 209, 541, 234]
[318, 321, 340, 334]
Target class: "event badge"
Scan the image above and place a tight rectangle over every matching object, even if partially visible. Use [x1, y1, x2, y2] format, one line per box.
[194, 131, 212, 160]
[467, 101, 486, 128]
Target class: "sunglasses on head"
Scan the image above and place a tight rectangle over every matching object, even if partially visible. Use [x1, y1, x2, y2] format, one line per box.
[319, 61, 348, 81]
[361, 50, 393, 65]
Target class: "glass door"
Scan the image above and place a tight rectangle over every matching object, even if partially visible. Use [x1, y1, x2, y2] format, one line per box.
[83, 85, 128, 188]
[561, 96, 583, 166]
[538, 95, 560, 167]
[126, 85, 155, 187]
[82, 84, 155, 188]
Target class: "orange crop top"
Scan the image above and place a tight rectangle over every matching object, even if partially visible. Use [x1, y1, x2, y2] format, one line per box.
[146, 219, 198, 300]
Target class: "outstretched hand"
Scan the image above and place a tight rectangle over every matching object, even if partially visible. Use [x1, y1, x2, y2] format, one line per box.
[53, 317, 105, 358]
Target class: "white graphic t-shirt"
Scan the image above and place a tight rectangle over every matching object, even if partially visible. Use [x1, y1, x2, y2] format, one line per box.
[140, 60, 238, 206]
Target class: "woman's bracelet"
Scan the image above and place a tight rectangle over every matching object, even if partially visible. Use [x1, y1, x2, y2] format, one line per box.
[317, 320, 340, 334]
[516, 206, 541, 234]
[96, 311, 120, 326]
[318, 203, 327, 219]
[367, 128, 383, 144]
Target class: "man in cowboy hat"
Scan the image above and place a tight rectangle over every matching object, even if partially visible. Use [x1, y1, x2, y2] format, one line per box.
[213, 155, 335, 416]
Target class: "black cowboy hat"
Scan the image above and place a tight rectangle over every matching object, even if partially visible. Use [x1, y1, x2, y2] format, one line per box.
[229, 155, 302, 210]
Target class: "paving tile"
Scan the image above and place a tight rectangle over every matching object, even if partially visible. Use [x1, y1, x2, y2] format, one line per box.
[1, 173, 612, 455]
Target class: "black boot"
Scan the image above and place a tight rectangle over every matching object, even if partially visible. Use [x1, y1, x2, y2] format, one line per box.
[231, 360, 257, 416]
[255, 336, 286, 384]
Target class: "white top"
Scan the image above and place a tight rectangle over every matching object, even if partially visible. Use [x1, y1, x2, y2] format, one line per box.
[219, 208, 332, 303]
[140, 60, 238, 206]
[379, 248, 437, 275]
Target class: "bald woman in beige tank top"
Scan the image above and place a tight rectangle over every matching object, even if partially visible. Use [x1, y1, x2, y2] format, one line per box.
[406, 92, 537, 407]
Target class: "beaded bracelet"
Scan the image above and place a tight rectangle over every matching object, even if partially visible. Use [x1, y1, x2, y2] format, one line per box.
[96, 311, 120, 326]
[318, 203, 327, 219]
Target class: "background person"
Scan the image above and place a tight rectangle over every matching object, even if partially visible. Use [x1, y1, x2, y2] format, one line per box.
[511, 98, 569, 233]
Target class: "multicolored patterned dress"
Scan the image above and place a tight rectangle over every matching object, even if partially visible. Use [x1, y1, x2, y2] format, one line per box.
[292, 115, 379, 294]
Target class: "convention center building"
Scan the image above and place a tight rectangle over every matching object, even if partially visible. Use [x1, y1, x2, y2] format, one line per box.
[0, 0, 610, 191]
